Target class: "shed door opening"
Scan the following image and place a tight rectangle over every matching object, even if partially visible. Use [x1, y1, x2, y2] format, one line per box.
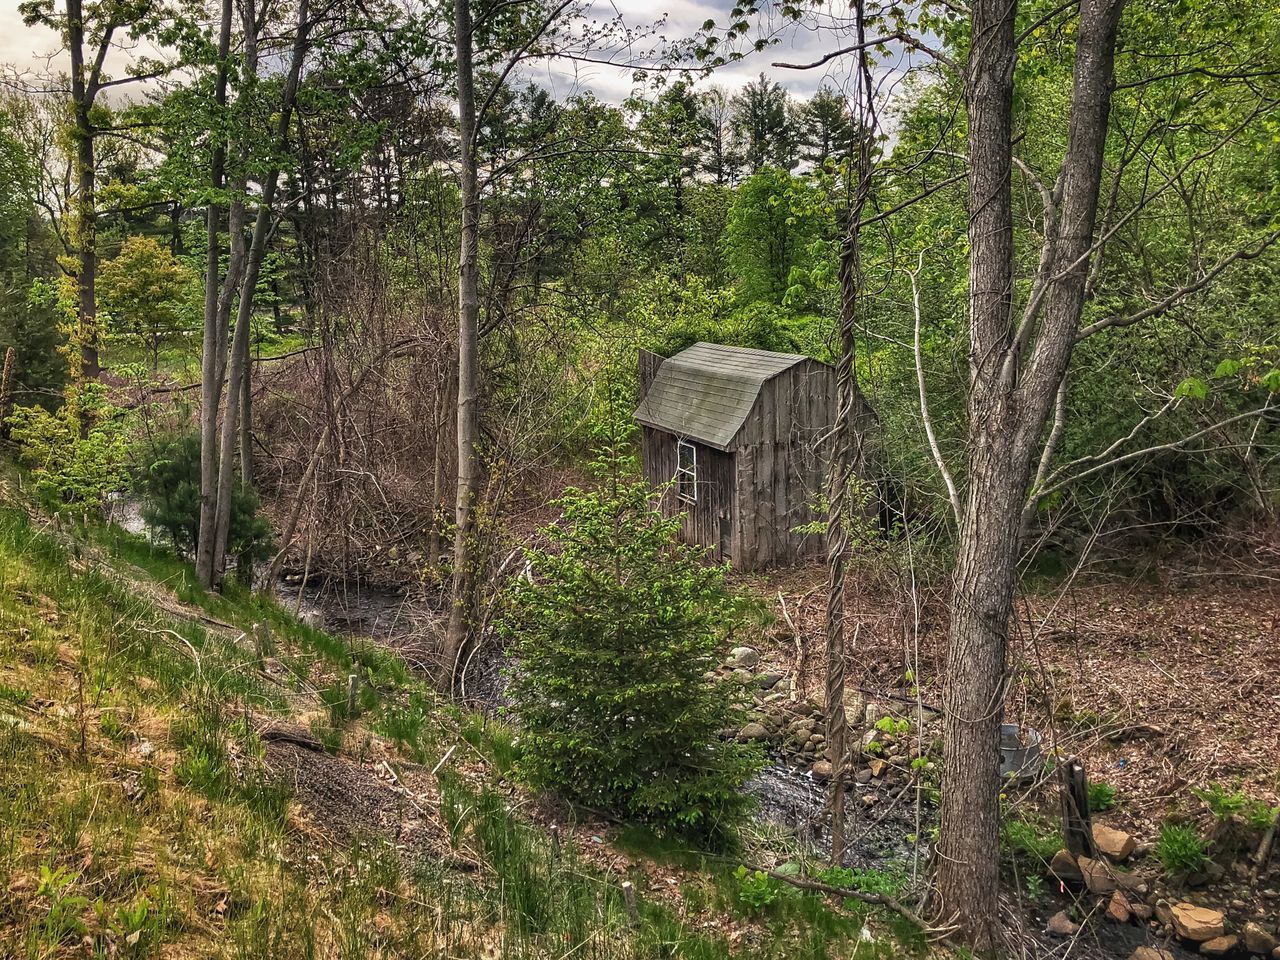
[676, 439, 697, 503]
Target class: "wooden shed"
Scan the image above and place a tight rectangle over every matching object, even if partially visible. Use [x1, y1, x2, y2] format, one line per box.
[634, 342, 837, 571]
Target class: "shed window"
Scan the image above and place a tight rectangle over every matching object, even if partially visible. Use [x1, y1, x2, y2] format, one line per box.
[676, 439, 697, 504]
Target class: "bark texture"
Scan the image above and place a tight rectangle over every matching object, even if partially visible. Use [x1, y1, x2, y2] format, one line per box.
[442, 0, 481, 689]
[935, 0, 1125, 945]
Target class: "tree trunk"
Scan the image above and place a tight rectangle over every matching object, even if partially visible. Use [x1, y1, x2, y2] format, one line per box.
[66, 0, 98, 383]
[935, 0, 1125, 945]
[209, 0, 310, 588]
[196, 0, 235, 588]
[442, 0, 481, 690]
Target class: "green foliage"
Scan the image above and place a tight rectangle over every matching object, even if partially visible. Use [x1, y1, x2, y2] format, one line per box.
[721, 167, 835, 311]
[815, 864, 909, 899]
[1001, 816, 1063, 862]
[1157, 821, 1208, 876]
[732, 866, 785, 915]
[1088, 781, 1118, 812]
[1193, 782, 1279, 828]
[133, 432, 274, 578]
[504, 408, 761, 841]
[7, 382, 131, 514]
[98, 235, 198, 373]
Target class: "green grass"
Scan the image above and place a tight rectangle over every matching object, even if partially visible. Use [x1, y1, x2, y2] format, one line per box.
[0, 501, 927, 960]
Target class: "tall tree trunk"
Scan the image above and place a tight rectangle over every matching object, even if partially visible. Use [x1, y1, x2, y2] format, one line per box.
[443, 0, 481, 690]
[66, 0, 98, 382]
[196, 0, 235, 588]
[822, 0, 877, 865]
[209, 0, 310, 588]
[936, 0, 1124, 945]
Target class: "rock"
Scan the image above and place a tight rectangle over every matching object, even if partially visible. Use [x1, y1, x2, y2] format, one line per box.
[1079, 856, 1118, 894]
[809, 734, 825, 745]
[1131, 949, 1175, 960]
[1272, 948, 1280, 960]
[1050, 849, 1084, 883]
[1199, 935, 1238, 956]
[738, 722, 770, 741]
[757, 672, 785, 690]
[728, 646, 760, 669]
[1132, 903, 1153, 921]
[861, 793, 879, 808]
[1107, 891, 1133, 924]
[868, 759, 888, 777]
[1171, 903, 1226, 942]
[855, 767, 874, 785]
[1154, 901, 1175, 926]
[1094, 824, 1138, 861]
[811, 761, 833, 782]
[1046, 911, 1078, 937]
[1243, 923, 1279, 955]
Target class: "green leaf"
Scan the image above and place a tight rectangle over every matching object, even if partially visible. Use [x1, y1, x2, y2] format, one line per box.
[1213, 358, 1244, 378]
[1174, 377, 1209, 401]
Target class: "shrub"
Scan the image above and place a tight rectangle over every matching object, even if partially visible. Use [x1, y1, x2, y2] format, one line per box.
[1002, 816, 1063, 862]
[1088, 781, 1118, 812]
[1194, 782, 1278, 829]
[133, 432, 273, 580]
[1157, 821, 1208, 876]
[733, 866, 783, 915]
[7, 382, 130, 513]
[504, 403, 761, 841]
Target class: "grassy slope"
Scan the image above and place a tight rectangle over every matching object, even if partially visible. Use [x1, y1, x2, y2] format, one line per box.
[0, 504, 924, 959]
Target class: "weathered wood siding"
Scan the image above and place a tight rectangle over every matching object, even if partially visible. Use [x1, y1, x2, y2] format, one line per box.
[640, 426, 736, 564]
[731, 360, 834, 570]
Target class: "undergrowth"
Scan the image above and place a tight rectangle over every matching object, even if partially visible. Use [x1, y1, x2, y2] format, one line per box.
[0, 504, 923, 959]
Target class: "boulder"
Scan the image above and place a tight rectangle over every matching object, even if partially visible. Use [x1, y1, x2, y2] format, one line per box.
[1107, 891, 1133, 924]
[1243, 923, 1279, 956]
[1079, 856, 1118, 894]
[1199, 935, 1238, 956]
[854, 767, 874, 785]
[1094, 824, 1138, 861]
[1049, 849, 1084, 883]
[810, 761, 833, 782]
[1171, 903, 1226, 942]
[1046, 911, 1078, 937]
[757, 672, 785, 690]
[728, 646, 760, 669]
[738, 722, 770, 741]
[868, 759, 888, 777]
[1131, 949, 1175, 960]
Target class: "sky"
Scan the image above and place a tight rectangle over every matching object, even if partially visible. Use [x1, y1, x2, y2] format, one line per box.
[0, 0, 916, 108]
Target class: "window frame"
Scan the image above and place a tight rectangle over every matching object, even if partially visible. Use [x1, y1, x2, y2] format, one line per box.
[676, 438, 698, 504]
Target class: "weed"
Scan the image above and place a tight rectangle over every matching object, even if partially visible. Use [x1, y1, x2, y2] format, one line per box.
[732, 866, 784, 915]
[816, 864, 910, 898]
[1002, 816, 1063, 862]
[1088, 781, 1118, 812]
[1157, 821, 1208, 876]
[1194, 782, 1278, 829]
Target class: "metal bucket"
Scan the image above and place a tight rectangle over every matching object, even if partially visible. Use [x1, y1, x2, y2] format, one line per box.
[999, 724, 1043, 785]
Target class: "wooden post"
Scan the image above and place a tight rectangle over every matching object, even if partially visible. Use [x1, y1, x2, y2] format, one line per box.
[621, 881, 638, 925]
[1060, 758, 1097, 858]
[346, 673, 360, 718]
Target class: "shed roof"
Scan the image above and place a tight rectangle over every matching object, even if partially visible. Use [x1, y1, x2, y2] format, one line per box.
[633, 342, 811, 450]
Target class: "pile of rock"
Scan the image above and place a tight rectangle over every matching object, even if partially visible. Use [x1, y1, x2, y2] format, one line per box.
[1045, 827, 1280, 959]
[722, 645, 942, 792]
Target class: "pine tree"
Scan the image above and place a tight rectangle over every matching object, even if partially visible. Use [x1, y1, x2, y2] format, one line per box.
[504, 393, 761, 840]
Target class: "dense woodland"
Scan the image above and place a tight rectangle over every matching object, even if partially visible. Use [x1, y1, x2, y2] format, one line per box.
[1, 0, 1278, 955]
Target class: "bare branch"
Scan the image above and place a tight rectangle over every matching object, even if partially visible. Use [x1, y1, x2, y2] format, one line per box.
[1077, 228, 1280, 340]
[910, 253, 962, 526]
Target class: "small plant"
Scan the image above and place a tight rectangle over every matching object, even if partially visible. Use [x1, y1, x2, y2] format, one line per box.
[1088, 781, 1118, 812]
[733, 866, 781, 915]
[816, 864, 909, 898]
[1002, 816, 1063, 862]
[35, 864, 89, 943]
[1194, 782, 1278, 829]
[874, 716, 910, 736]
[1024, 874, 1044, 900]
[1157, 821, 1208, 876]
